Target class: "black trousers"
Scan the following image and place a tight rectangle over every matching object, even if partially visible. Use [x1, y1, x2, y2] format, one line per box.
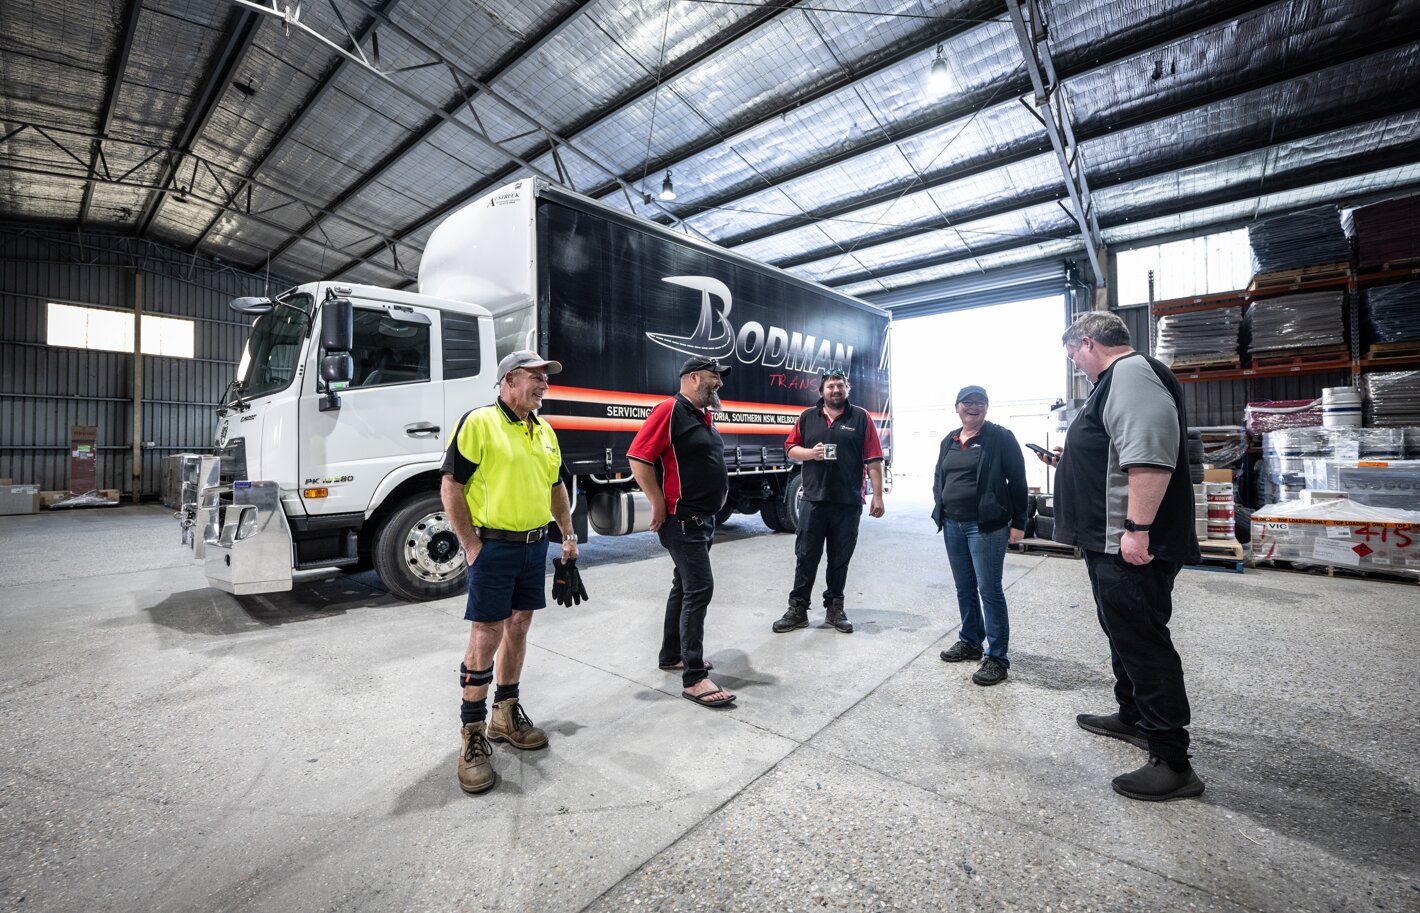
[658, 514, 716, 688]
[789, 500, 862, 607]
[1083, 551, 1192, 764]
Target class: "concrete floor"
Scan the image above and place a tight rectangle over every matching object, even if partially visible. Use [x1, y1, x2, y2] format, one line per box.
[0, 488, 1416, 913]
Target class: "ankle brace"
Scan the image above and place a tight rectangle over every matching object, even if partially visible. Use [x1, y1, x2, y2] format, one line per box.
[460, 663, 493, 688]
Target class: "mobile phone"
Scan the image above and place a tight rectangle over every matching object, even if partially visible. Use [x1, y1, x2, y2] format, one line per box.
[1026, 442, 1058, 462]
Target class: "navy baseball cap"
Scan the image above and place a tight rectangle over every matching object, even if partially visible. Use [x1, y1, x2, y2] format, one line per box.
[956, 385, 989, 404]
[680, 356, 733, 376]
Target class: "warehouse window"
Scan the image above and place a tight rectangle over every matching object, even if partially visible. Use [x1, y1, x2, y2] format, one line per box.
[46, 303, 195, 358]
[1116, 229, 1252, 307]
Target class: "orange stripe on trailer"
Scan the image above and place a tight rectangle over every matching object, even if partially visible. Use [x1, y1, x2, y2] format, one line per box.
[545, 383, 890, 420]
[543, 415, 797, 435]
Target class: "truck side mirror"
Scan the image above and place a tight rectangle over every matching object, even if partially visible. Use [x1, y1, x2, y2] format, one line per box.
[321, 297, 353, 352]
[319, 354, 353, 412]
[319, 298, 354, 412]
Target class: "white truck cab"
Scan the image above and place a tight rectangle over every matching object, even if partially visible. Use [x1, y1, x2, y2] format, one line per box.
[174, 282, 497, 600]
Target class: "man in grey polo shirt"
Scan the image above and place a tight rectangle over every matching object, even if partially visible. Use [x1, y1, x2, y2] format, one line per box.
[1038, 311, 1204, 802]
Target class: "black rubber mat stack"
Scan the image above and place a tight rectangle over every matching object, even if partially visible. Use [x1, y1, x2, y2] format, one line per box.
[1363, 280, 1420, 344]
[1363, 371, 1420, 427]
[1248, 205, 1351, 273]
[1244, 291, 1346, 354]
[1154, 307, 1243, 366]
[1345, 194, 1420, 269]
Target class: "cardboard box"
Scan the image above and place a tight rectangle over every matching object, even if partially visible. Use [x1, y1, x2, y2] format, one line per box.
[1203, 469, 1233, 483]
[0, 484, 41, 516]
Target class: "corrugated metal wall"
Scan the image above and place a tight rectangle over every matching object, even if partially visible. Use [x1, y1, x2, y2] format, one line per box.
[0, 226, 291, 498]
[1114, 304, 1347, 426]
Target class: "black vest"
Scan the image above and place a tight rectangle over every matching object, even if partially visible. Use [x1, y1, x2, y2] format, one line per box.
[797, 401, 871, 504]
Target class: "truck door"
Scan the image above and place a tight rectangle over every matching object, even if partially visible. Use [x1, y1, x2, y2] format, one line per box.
[298, 301, 445, 517]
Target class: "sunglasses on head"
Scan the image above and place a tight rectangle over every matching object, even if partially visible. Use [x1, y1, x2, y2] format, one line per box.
[820, 369, 848, 381]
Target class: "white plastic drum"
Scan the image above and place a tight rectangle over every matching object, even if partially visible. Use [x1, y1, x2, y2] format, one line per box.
[1322, 386, 1363, 428]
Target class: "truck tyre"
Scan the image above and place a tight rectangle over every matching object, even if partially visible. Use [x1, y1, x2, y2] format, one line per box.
[373, 491, 466, 602]
[760, 500, 785, 532]
[776, 474, 802, 533]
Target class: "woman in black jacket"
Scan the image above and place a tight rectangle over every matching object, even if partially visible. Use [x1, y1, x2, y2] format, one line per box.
[930, 385, 1028, 686]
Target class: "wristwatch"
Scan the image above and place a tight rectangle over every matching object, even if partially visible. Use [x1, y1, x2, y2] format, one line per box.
[1124, 519, 1151, 533]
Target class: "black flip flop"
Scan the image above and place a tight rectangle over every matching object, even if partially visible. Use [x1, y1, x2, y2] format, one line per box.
[659, 660, 714, 672]
[682, 688, 735, 708]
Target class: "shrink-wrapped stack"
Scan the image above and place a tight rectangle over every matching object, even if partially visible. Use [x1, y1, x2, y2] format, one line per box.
[1245, 399, 1322, 435]
[1155, 307, 1242, 366]
[1262, 427, 1405, 503]
[1252, 498, 1420, 578]
[1244, 291, 1347, 355]
[1344, 194, 1420, 269]
[1363, 281, 1420, 345]
[1363, 371, 1420, 427]
[1248, 205, 1351, 274]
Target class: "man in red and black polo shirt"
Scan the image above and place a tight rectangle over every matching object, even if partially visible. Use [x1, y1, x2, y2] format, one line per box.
[628, 356, 736, 709]
[772, 368, 885, 634]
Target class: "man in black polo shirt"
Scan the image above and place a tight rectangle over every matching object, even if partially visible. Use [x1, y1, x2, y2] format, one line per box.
[628, 356, 736, 709]
[1039, 311, 1204, 802]
[772, 368, 885, 634]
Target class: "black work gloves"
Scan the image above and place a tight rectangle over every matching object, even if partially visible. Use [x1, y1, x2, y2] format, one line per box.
[551, 558, 589, 607]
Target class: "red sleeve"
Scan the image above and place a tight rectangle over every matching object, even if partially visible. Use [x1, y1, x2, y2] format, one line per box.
[628, 399, 674, 464]
[784, 415, 804, 450]
[862, 410, 884, 461]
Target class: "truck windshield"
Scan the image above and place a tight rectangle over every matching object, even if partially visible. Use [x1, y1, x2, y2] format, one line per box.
[233, 293, 314, 401]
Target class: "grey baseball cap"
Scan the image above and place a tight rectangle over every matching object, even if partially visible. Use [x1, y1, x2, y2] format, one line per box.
[497, 349, 563, 380]
[956, 385, 989, 404]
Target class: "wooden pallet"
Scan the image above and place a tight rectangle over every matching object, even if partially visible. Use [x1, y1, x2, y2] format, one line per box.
[1250, 558, 1419, 585]
[1248, 262, 1351, 291]
[1170, 358, 1242, 378]
[1009, 537, 1081, 559]
[1364, 341, 1420, 362]
[1248, 347, 1350, 368]
[1187, 553, 1245, 574]
[1198, 537, 1245, 560]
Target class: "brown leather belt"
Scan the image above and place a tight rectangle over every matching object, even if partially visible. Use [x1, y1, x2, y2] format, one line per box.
[473, 525, 547, 544]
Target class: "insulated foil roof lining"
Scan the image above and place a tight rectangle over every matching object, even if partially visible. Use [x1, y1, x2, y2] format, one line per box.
[2, 0, 1419, 295]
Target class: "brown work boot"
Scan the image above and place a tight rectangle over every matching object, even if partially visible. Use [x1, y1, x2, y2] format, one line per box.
[457, 722, 497, 795]
[487, 698, 549, 750]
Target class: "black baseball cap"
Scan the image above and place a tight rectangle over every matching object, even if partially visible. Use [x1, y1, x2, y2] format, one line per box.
[680, 356, 733, 376]
[956, 385, 989, 404]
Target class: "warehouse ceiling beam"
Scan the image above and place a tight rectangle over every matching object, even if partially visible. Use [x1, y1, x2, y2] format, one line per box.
[259, 0, 595, 268]
[0, 123, 416, 282]
[769, 100, 1420, 270]
[189, 0, 409, 253]
[319, 0, 993, 282]
[133, 6, 263, 238]
[228, 0, 695, 276]
[1003, 0, 1104, 287]
[79, 0, 144, 228]
[661, 0, 1283, 235]
[822, 143, 1420, 289]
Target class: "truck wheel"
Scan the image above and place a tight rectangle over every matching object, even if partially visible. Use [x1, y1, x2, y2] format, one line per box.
[776, 474, 802, 533]
[373, 491, 466, 602]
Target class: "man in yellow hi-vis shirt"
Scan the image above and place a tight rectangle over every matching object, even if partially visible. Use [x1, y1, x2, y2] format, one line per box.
[441, 350, 578, 796]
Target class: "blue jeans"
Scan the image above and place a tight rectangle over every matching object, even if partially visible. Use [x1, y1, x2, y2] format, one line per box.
[942, 520, 1010, 665]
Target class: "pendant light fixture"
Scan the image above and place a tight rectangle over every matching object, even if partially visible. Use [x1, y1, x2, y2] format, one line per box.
[659, 169, 677, 201]
[927, 44, 951, 96]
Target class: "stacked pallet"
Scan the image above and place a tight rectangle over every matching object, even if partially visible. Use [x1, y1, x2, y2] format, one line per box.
[1345, 193, 1420, 270]
[1155, 306, 1243, 370]
[1247, 205, 1351, 281]
[1364, 371, 1420, 428]
[1363, 280, 1420, 361]
[1244, 290, 1347, 365]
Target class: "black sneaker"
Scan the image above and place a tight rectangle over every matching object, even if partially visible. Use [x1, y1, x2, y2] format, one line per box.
[971, 657, 1008, 686]
[1076, 712, 1149, 750]
[939, 641, 983, 663]
[1111, 756, 1205, 801]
